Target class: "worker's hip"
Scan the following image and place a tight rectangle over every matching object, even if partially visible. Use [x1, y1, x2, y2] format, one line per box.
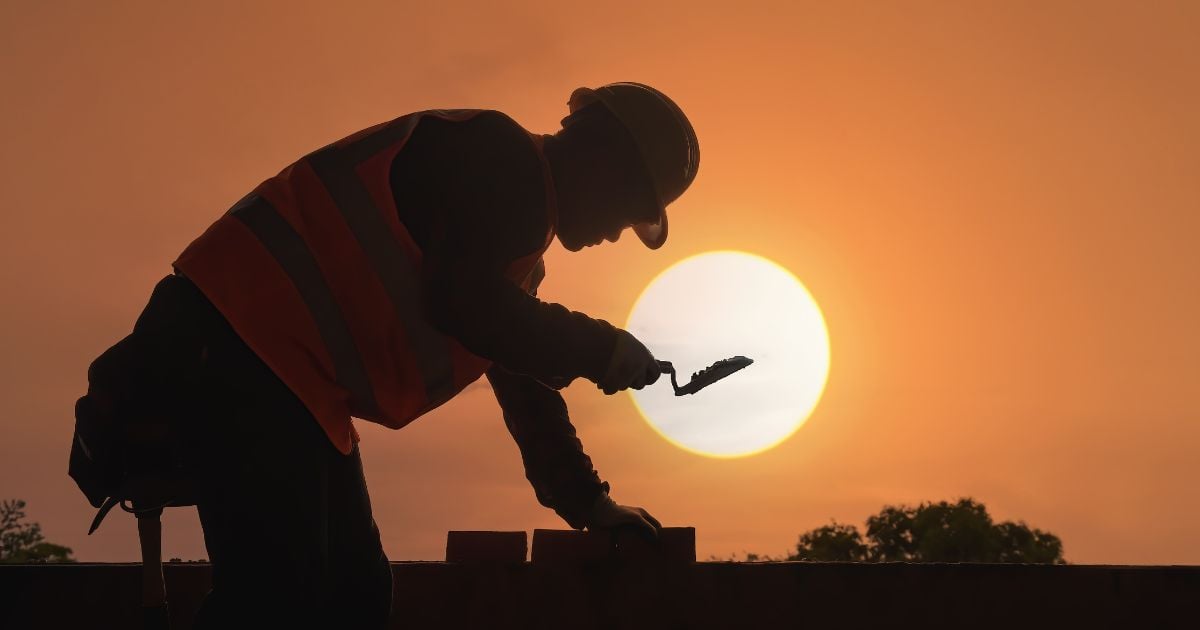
[75, 272, 343, 493]
[148, 271, 335, 455]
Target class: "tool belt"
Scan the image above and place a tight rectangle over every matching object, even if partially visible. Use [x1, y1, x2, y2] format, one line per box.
[69, 275, 206, 533]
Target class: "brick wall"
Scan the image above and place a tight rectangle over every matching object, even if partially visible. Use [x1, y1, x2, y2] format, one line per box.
[1, 530, 1196, 629]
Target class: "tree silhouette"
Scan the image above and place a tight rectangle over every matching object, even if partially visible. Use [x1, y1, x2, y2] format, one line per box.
[0, 499, 74, 563]
[790, 522, 869, 561]
[790, 498, 1064, 564]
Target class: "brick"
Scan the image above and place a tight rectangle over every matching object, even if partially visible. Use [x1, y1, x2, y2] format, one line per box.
[615, 527, 696, 563]
[530, 529, 613, 565]
[531, 527, 698, 566]
[445, 530, 527, 564]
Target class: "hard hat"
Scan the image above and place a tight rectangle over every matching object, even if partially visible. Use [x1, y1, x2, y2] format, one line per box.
[568, 82, 699, 249]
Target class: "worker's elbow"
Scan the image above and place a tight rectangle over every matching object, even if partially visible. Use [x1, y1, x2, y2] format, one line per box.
[424, 284, 465, 336]
[425, 280, 501, 344]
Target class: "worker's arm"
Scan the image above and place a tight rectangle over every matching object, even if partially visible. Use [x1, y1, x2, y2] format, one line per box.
[485, 364, 607, 528]
[482, 259, 661, 534]
[424, 247, 615, 384]
[393, 110, 618, 384]
[486, 364, 663, 536]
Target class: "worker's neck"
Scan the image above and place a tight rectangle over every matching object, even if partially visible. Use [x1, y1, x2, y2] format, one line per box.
[542, 133, 581, 230]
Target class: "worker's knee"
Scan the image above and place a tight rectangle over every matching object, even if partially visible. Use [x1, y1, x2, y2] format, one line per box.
[365, 555, 395, 627]
[353, 551, 395, 626]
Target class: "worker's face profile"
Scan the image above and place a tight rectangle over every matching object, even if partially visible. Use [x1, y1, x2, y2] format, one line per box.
[557, 186, 657, 251]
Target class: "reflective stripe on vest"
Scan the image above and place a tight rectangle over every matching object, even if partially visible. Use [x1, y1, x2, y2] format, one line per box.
[307, 125, 457, 407]
[229, 193, 381, 417]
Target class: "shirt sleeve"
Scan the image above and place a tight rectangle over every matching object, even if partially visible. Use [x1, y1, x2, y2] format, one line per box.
[485, 364, 608, 529]
[391, 110, 617, 383]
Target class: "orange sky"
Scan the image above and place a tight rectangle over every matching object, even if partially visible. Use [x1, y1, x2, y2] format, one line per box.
[2, 1, 1198, 564]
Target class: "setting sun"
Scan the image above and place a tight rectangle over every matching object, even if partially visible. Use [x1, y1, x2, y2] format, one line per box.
[626, 251, 831, 458]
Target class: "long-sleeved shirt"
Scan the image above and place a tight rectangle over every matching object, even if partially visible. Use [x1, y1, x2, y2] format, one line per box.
[389, 110, 615, 528]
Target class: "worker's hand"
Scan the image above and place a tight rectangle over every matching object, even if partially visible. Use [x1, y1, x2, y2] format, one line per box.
[598, 329, 662, 395]
[584, 492, 662, 542]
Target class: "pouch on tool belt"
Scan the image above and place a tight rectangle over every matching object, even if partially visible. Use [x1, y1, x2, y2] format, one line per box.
[69, 276, 201, 533]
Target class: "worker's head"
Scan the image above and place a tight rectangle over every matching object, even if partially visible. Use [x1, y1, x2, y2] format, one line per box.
[545, 82, 699, 252]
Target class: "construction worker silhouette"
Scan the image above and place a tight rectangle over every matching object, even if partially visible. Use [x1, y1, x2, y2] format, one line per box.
[70, 82, 698, 628]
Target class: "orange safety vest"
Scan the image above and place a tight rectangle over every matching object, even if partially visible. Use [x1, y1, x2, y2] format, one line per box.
[173, 109, 556, 454]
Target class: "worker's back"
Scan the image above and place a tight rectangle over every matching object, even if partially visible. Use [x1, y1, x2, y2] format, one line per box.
[173, 109, 556, 453]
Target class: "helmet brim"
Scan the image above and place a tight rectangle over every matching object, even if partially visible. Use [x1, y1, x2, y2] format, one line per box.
[633, 208, 668, 250]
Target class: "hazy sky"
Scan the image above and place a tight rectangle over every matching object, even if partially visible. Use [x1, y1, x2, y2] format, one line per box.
[2, 1, 1197, 564]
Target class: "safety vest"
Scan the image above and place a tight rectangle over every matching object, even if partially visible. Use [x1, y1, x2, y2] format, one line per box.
[173, 110, 556, 454]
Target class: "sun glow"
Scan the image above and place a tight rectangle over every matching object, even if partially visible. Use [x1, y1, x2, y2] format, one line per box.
[627, 251, 830, 458]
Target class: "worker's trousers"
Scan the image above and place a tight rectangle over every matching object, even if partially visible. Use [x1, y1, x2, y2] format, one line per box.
[134, 273, 393, 629]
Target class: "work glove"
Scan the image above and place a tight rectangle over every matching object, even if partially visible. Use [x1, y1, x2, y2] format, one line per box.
[584, 491, 663, 542]
[598, 329, 662, 395]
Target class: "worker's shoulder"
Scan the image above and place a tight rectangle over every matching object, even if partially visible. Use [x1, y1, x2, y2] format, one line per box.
[446, 109, 538, 160]
[404, 109, 541, 186]
[393, 109, 546, 224]
[398, 110, 536, 175]
[457, 108, 527, 134]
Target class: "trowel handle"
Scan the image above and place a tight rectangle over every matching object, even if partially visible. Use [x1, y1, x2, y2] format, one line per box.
[653, 356, 753, 397]
[656, 361, 683, 394]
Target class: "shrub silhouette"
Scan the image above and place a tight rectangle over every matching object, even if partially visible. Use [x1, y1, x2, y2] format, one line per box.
[0, 499, 74, 563]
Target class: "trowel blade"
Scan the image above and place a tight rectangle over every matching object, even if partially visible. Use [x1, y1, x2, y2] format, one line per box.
[675, 355, 754, 396]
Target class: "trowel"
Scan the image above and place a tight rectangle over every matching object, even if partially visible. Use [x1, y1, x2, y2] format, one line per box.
[657, 356, 753, 396]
